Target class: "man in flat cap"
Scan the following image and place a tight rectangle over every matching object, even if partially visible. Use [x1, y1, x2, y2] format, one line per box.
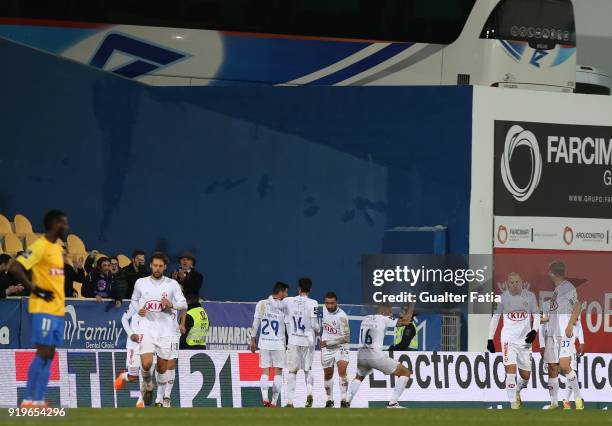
[173, 251, 204, 335]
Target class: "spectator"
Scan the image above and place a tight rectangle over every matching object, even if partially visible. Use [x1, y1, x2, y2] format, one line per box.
[109, 256, 127, 304]
[84, 250, 100, 273]
[0, 254, 25, 299]
[122, 249, 147, 299]
[82, 257, 116, 302]
[172, 251, 203, 298]
[63, 253, 86, 298]
[179, 294, 209, 350]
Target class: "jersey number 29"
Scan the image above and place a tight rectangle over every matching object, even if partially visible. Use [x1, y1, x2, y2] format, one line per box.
[261, 319, 279, 336]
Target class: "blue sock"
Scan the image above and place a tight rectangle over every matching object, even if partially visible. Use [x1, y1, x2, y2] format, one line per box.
[33, 358, 52, 402]
[25, 356, 47, 401]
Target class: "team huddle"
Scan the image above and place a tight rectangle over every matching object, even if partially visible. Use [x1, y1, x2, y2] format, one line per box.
[487, 262, 584, 410]
[249, 279, 414, 409]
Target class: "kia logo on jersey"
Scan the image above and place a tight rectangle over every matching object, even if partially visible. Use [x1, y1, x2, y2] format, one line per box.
[49, 268, 64, 276]
[324, 324, 338, 334]
[144, 300, 163, 311]
[507, 310, 528, 321]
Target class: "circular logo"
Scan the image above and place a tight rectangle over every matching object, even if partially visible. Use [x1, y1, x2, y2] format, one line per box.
[497, 225, 508, 244]
[500, 125, 543, 202]
[563, 226, 574, 245]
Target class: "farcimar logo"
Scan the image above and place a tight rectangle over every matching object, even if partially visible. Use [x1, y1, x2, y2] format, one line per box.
[500, 125, 543, 202]
[563, 226, 574, 245]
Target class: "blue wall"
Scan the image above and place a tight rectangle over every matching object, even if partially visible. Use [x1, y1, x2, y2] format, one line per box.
[0, 38, 473, 303]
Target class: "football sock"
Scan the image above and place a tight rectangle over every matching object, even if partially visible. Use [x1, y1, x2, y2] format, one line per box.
[25, 355, 45, 401]
[389, 376, 408, 405]
[548, 377, 559, 406]
[506, 373, 517, 405]
[164, 369, 175, 399]
[287, 373, 296, 404]
[565, 371, 581, 399]
[33, 357, 52, 402]
[340, 376, 349, 401]
[271, 375, 283, 405]
[305, 370, 314, 395]
[347, 379, 361, 403]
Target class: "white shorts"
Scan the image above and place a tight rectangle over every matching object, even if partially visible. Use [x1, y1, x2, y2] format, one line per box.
[502, 341, 532, 371]
[125, 347, 141, 376]
[170, 335, 180, 359]
[140, 334, 177, 360]
[321, 346, 350, 369]
[260, 349, 286, 369]
[543, 335, 576, 364]
[356, 355, 398, 377]
[287, 344, 314, 372]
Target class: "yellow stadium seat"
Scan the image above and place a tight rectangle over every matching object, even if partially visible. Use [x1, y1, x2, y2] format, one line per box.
[25, 233, 40, 248]
[117, 254, 131, 268]
[0, 214, 13, 237]
[4, 233, 24, 256]
[72, 282, 82, 298]
[67, 234, 87, 257]
[14, 214, 33, 238]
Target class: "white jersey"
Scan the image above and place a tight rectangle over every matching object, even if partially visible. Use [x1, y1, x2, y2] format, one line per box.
[253, 296, 287, 350]
[358, 314, 397, 360]
[495, 290, 539, 343]
[283, 295, 319, 347]
[121, 305, 142, 351]
[547, 281, 578, 337]
[321, 307, 350, 345]
[540, 300, 584, 347]
[130, 276, 187, 338]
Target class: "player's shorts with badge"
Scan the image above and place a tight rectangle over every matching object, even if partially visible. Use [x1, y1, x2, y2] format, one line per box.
[543, 335, 575, 364]
[259, 349, 286, 368]
[356, 354, 398, 377]
[140, 334, 176, 359]
[321, 345, 350, 369]
[31, 313, 64, 347]
[287, 344, 314, 371]
[502, 341, 532, 370]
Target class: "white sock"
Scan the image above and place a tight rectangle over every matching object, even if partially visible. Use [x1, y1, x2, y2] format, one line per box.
[287, 373, 296, 405]
[121, 372, 129, 382]
[389, 376, 408, 405]
[564, 383, 573, 401]
[271, 375, 283, 405]
[141, 368, 153, 389]
[340, 376, 349, 401]
[305, 370, 314, 395]
[155, 371, 167, 403]
[324, 379, 334, 401]
[517, 376, 529, 394]
[506, 374, 516, 404]
[565, 371, 581, 399]
[347, 379, 361, 403]
[548, 377, 559, 406]
[260, 374, 269, 402]
[164, 369, 175, 398]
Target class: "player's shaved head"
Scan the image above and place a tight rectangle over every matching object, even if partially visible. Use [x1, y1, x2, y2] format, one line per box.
[507, 271, 522, 295]
[325, 291, 338, 312]
[43, 209, 69, 240]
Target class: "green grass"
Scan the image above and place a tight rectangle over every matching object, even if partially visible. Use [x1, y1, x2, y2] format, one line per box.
[1, 408, 611, 426]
